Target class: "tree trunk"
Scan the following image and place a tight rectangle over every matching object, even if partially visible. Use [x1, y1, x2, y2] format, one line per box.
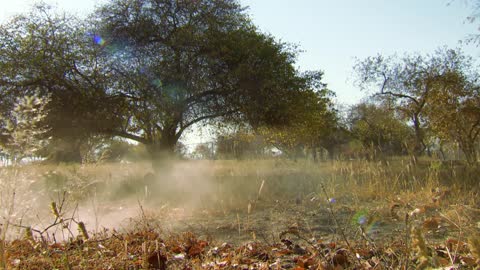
[459, 140, 477, 166]
[312, 147, 318, 162]
[324, 145, 336, 161]
[438, 143, 446, 161]
[47, 139, 82, 163]
[412, 115, 425, 157]
[146, 131, 179, 172]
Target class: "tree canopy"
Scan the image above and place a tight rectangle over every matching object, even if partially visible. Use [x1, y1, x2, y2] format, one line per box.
[0, 4, 124, 162]
[348, 102, 412, 158]
[0, 0, 333, 162]
[353, 48, 471, 156]
[354, 48, 480, 164]
[426, 51, 480, 164]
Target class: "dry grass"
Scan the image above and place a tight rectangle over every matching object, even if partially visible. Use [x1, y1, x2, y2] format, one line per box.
[0, 157, 479, 269]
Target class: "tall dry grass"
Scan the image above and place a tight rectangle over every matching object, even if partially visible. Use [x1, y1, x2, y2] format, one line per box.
[0, 157, 479, 268]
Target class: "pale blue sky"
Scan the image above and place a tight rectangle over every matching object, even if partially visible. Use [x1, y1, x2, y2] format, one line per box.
[1, 0, 478, 104]
[241, 0, 479, 104]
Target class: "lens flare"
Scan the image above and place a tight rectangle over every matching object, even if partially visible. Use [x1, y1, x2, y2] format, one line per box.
[358, 215, 367, 225]
[152, 79, 162, 87]
[93, 35, 105, 46]
[352, 209, 381, 238]
[352, 209, 369, 225]
[365, 221, 380, 238]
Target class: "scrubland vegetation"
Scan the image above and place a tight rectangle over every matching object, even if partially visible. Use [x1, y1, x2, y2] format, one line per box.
[0, 158, 479, 269]
[1, 0, 480, 268]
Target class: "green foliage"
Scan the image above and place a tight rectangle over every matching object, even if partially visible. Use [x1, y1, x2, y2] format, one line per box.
[0, 4, 125, 162]
[94, 0, 329, 157]
[426, 50, 480, 164]
[354, 48, 478, 159]
[192, 143, 214, 159]
[215, 129, 268, 159]
[258, 88, 338, 159]
[348, 102, 412, 157]
[0, 1, 332, 162]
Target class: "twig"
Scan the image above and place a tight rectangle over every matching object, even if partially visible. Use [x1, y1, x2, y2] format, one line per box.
[404, 213, 410, 270]
[319, 183, 353, 251]
[137, 199, 150, 229]
[252, 179, 265, 211]
[319, 183, 360, 266]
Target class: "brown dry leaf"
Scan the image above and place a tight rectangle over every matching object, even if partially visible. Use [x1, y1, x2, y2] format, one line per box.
[422, 217, 440, 230]
[390, 203, 401, 219]
[295, 254, 317, 268]
[356, 248, 371, 258]
[188, 240, 208, 257]
[170, 244, 183, 254]
[292, 244, 307, 255]
[362, 260, 373, 269]
[147, 251, 167, 270]
[460, 255, 477, 267]
[446, 238, 469, 253]
[49, 243, 63, 250]
[6, 240, 35, 258]
[332, 252, 348, 267]
[273, 248, 292, 257]
[435, 256, 451, 267]
[239, 257, 253, 264]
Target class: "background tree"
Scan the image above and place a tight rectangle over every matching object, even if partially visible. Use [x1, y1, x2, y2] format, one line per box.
[426, 55, 480, 165]
[0, 4, 125, 162]
[215, 128, 267, 159]
[101, 138, 133, 162]
[192, 143, 214, 160]
[258, 86, 337, 160]
[348, 102, 412, 159]
[174, 142, 189, 159]
[353, 48, 467, 157]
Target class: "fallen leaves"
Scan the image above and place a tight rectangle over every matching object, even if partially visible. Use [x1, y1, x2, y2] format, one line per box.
[4, 225, 480, 269]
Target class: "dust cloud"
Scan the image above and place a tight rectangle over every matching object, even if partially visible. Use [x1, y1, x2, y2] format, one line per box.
[0, 159, 224, 240]
[1, 158, 320, 244]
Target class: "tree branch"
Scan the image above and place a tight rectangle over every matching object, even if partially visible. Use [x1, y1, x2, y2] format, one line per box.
[111, 130, 149, 144]
[379, 90, 420, 106]
[184, 88, 225, 105]
[178, 110, 235, 136]
[378, 73, 420, 106]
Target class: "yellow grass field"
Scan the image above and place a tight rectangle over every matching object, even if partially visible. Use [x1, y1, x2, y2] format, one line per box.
[0, 158, 479, 269]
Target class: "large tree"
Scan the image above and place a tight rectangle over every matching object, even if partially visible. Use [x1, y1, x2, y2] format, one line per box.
[93, 0, 326, 161]
[0, 0, 330, 163]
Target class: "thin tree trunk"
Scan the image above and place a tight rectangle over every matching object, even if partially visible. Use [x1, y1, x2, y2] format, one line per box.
[412, 115, 425, 157]
[146, 131, 179, 172]
[459, 140, 477, 166]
